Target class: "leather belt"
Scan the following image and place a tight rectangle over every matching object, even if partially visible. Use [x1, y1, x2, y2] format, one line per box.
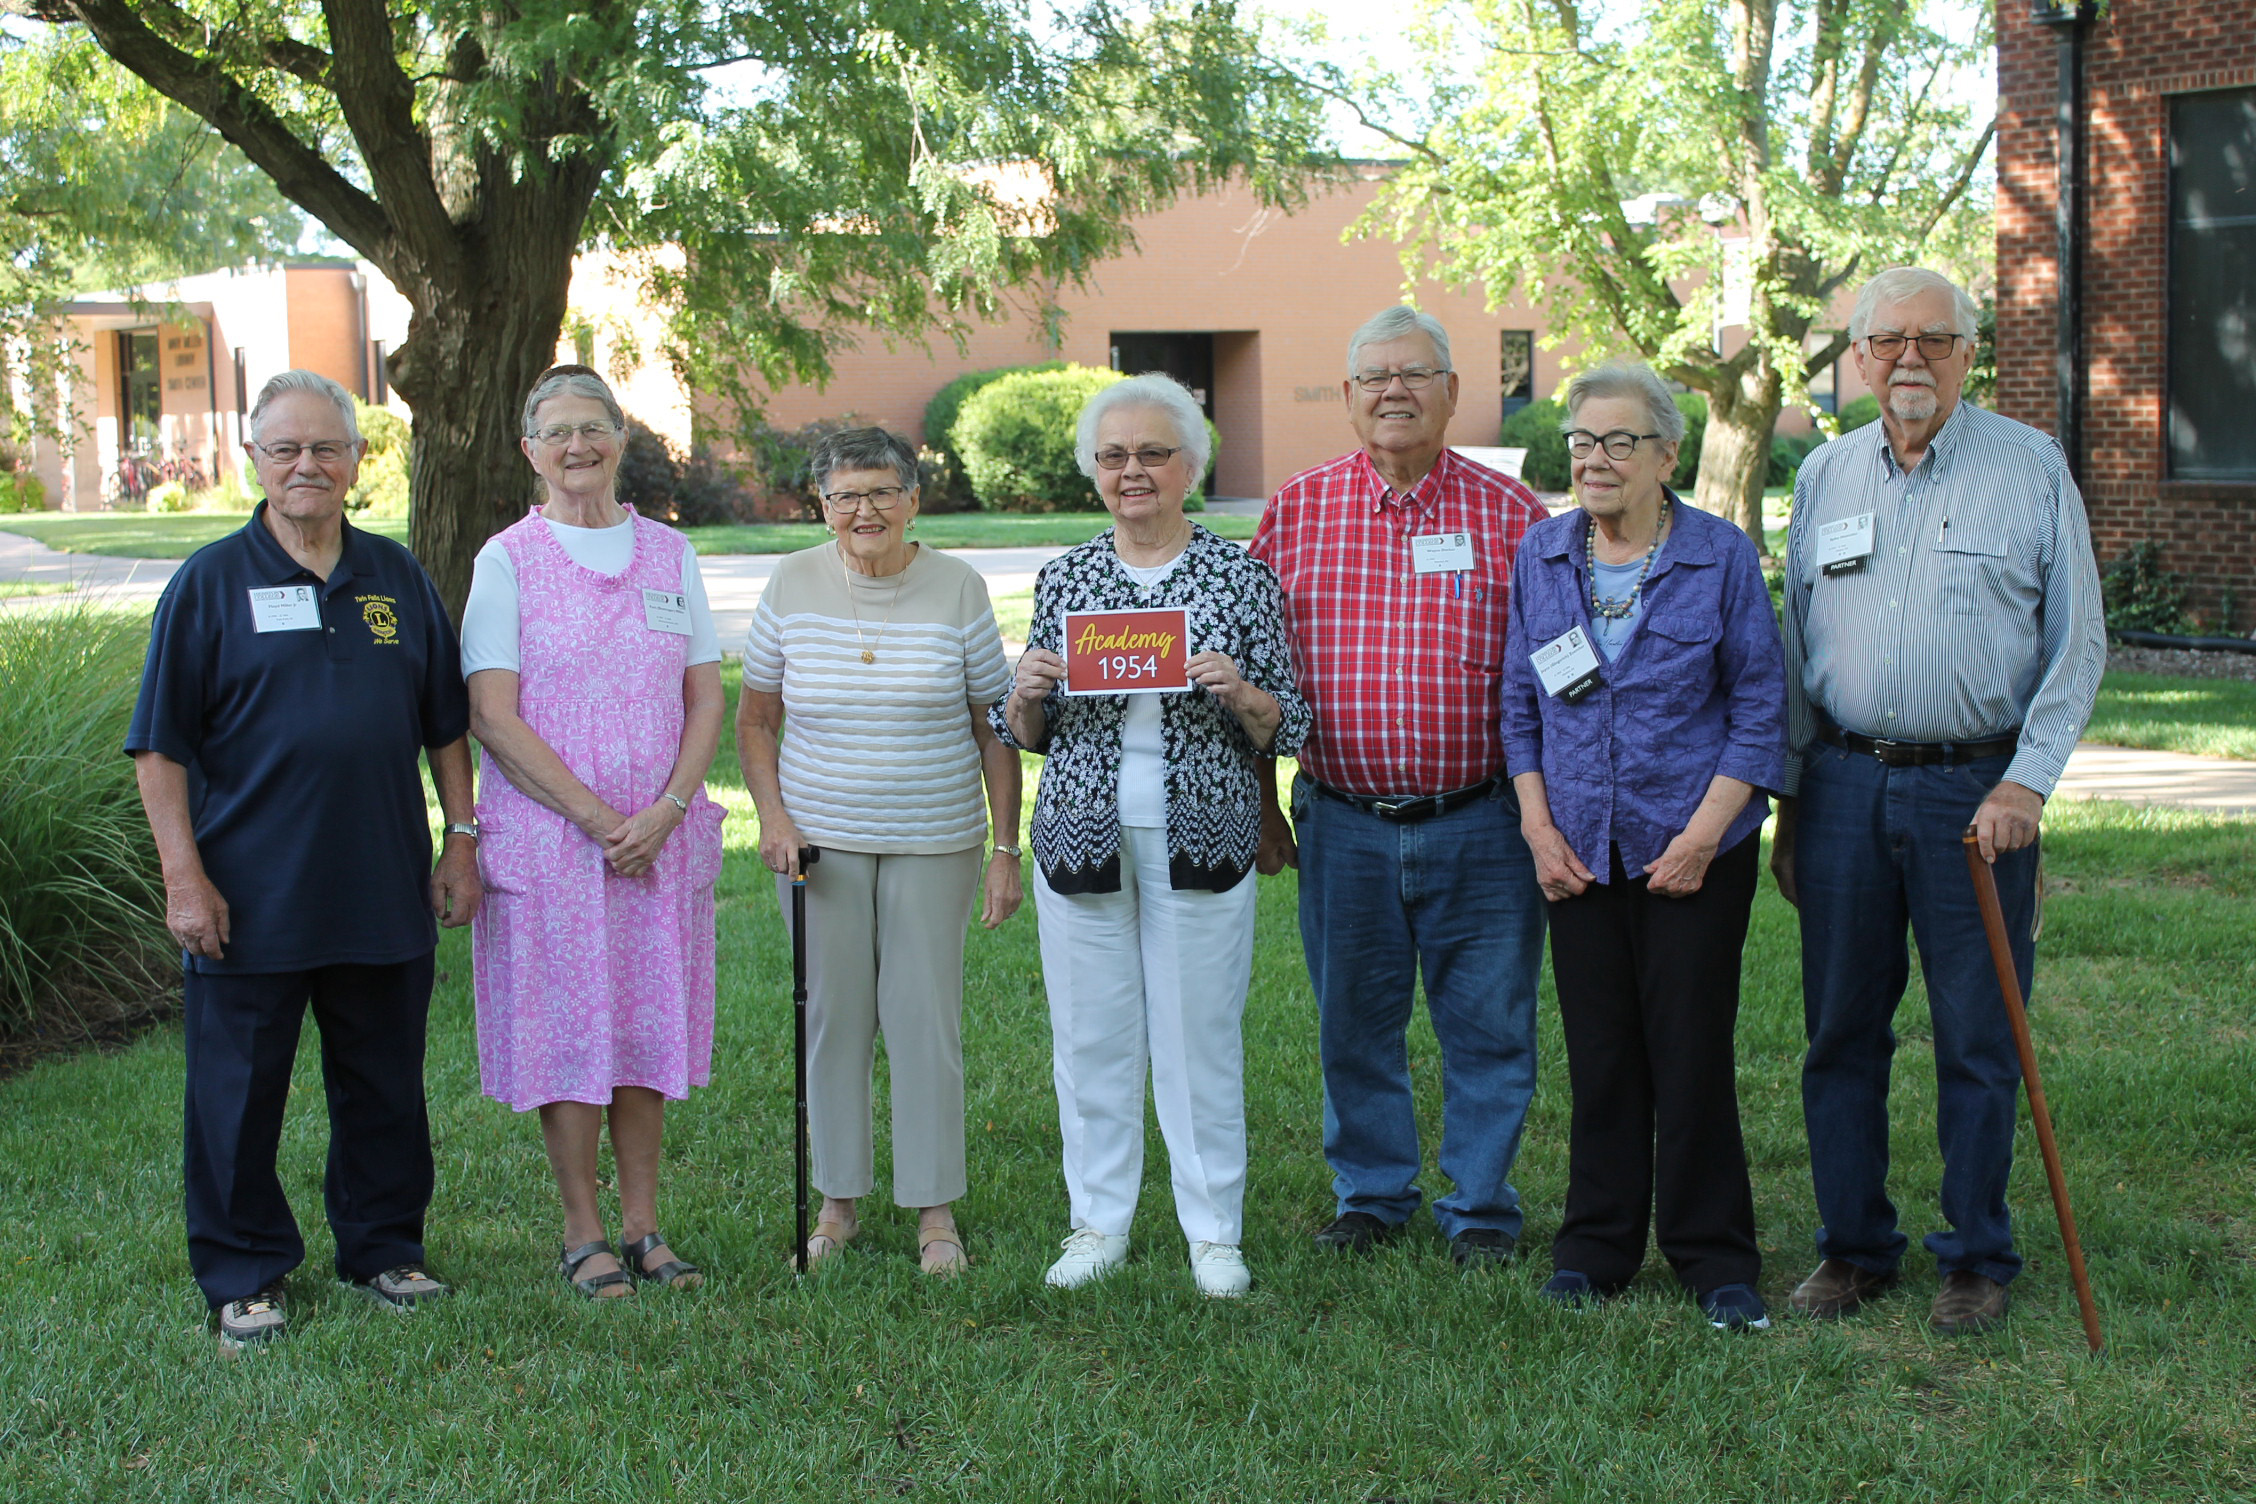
[1309, 775, 1502, 822]
[1816, 721, 2020, 767]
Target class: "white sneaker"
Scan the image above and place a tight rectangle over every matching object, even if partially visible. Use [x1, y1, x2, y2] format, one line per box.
[1189, 1241, 1251, 1298]
[1044, 1229, 1129, 1289]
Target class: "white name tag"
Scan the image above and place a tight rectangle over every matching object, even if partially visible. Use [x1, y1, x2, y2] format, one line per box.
[1411, 532, 1476, 574]
[1817, 513, 1876, 575]
[642, 587, 692, 635]
[1531, 625, 1603, 701]
[248, 585, 322, 633]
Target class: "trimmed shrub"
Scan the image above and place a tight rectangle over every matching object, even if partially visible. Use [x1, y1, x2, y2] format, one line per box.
[956, 365, 1123, 512]
[1, 470, 46, 513]
[612, 419, 681, 518]
[924, 362, 1065, 509]
[145, 481, 191, 513]
[2101, 540, 2190, 635]
[1838, 394, 1882, 433]
[1769, 430, 1825, 488]
[0, 605, 171, 1036]
[1669, 393, 1707, 489]
[1499, 399, 1571, 491]
[346, 400, 411, 517]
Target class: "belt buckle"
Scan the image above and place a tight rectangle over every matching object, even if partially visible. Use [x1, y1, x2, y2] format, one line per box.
[1371, 793, 1432, 820]
[1865, 736, 1905, 762]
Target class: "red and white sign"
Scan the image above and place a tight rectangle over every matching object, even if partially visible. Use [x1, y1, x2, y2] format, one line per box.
[1063, 607, 1192, 695]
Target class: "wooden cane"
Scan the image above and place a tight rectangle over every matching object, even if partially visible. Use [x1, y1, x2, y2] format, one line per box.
[1962, 829, 2103, 1354]
[791, 846, 820, 1276]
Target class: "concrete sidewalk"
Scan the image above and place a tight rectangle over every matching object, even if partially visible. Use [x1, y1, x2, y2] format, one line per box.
[2052, 743, 2256, 816]
[0, 529, 180, 608]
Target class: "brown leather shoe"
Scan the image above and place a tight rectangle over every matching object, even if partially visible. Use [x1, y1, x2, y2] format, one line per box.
[1788, 1258, 1901, 1318]
[1929, 1271, 2010, 1335]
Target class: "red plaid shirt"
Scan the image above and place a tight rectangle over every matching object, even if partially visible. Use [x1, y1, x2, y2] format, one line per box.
[1251, 447, 1546, 796]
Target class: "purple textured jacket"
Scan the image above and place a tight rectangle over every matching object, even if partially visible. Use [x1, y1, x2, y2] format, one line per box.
[1501, 495, 1787, 881]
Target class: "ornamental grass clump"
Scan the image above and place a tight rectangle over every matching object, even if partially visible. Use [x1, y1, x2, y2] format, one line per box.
[0, 604, 171, 1037]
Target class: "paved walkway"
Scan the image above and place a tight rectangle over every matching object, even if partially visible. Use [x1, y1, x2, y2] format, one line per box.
[7, 525, 2253, 814]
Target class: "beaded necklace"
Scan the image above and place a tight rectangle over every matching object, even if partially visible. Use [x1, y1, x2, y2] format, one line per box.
[1585, 495, 1671, 621]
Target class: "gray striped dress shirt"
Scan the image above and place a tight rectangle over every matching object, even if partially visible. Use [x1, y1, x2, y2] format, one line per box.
[1781, 400, 2106, 798]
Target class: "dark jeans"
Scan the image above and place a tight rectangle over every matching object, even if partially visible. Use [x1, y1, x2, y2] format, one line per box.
[1547, 834, 1761, 1293]
[182, 955, 436, 1308]
[1292, 774, 1545, 1240]
[1794, 745, 2034, 1285]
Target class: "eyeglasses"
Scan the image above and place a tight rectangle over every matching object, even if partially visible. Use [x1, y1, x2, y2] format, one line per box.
[1093, 446, 1184, 471]
[822, 485, 910, 512]
[1564, 430, 1662, 461]
[1352, 366, 1449, 392]
[531, 421, 623, 447]
[1863, 332, 1965, 361]
[252, 440, 353, 464]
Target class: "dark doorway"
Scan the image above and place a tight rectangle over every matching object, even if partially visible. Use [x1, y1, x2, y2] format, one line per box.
[120, 330, 161, 454]
[1109, 332, 1215, 418]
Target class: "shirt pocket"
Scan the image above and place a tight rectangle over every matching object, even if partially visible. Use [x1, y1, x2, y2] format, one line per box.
[1636, 610, 1720, 713]
[1932, 530, 2010, 615]
[1449, 570, 1509, 672]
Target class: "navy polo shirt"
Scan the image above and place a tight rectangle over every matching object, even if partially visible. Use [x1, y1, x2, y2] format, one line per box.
[125, 504, 471, 975]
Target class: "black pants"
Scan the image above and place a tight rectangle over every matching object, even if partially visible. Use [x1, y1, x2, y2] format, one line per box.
[182, 955, 435, 1308]
[1547, 834, 1760, 1293]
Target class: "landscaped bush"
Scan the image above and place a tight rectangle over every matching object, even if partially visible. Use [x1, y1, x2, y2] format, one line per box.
[956, 366, 1218, 513]
[1669, 392, 1707, 486]
[144, 481, 191, 513]
[924, 362, 1066, 509]
[2102, 540, 2191, 635]
[2, 469, 47, 512]
[1838, 393, 1882, 432]
[1499, 399, 1571, 491]
[0, 605, 171, 1038]
[345, 400, 411, 517]
[1769, 430, 1825, 488]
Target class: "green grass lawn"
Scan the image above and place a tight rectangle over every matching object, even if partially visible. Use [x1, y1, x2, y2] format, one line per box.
[0, 579, 79, 597]
[2085, 672, 2256, 761]
[2, 509, 1253, 561]
[3, 674, 2250, 1500]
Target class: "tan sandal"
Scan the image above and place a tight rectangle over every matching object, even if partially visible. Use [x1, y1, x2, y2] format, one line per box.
[803, 1217, 857, 1267]
[918, 1224, 968, 1276]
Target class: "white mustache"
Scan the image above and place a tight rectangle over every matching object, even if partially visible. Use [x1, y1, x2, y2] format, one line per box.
[1889, 371, 1937, 389]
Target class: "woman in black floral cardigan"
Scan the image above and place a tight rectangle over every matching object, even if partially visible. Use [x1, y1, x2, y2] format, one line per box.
[992, 373, 1310, 1299]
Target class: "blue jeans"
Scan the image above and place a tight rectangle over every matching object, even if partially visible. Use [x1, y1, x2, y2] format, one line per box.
[1794, 744, 2035, 1285]
[1292, 774, 1545, 1240]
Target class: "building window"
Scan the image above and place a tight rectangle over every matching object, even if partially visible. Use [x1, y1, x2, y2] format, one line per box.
[120, 330, 161, 454]
[1806, 335, 1839, 415]
[2167, 88, 2256, 481]
[1499, 330, 1534, 419]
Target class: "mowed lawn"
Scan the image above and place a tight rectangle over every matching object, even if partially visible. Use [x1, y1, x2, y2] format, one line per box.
[1, 509, 1255, 560]
[2, 689, 2252, 1501]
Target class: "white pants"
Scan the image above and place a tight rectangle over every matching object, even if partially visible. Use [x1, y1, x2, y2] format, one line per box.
[1033, 824, 1257, 1245]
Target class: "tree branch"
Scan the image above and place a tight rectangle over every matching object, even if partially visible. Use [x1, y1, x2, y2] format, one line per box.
[57, 0, 391, 257]
[1915, 115, 1995, 241]
[317, 0, 454, 265]
[1836, 19, 1904, 190]
[1262, 56, 1446, 167]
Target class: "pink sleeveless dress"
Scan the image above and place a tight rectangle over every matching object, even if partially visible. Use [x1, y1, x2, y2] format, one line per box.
[471, 506, 726, 1111]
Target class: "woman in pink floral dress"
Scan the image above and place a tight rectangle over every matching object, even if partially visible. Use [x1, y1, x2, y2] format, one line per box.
[462, 365, 727, 1298]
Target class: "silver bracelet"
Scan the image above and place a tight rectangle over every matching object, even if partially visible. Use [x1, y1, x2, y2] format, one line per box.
[662, 793, 689, 814]
[991, 842, 1023, 859]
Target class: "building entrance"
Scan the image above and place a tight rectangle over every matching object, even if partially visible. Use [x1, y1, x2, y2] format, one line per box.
[1108, 332, 1215, 417]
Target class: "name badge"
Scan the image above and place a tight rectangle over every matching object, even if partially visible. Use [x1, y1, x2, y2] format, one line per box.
[249, 585, 322, 633]
[642, 587, 692, 635]
[1817, 513, 1876, 576]
[1411, 532, 1476, 574]
[1531, 625, 1603, 703]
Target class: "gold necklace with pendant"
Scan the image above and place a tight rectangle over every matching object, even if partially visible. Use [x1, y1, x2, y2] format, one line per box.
[841, 542, 904, 664]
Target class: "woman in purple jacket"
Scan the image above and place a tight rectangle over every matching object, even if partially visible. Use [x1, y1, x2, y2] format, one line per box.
[1502, 361, 1787, 1331]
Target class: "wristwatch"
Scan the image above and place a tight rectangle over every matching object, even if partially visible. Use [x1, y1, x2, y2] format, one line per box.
[444, 821, 480, 840]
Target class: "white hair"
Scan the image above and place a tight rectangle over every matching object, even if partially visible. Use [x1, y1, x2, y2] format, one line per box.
[1075, 373, 1211, 482]
[1562, 361, 1687, 444]
[522, 365, 626, 436]
[1849, 267, 1981, 341]
[1346, 306, 1452, 377]
[248, 370, 360, 443]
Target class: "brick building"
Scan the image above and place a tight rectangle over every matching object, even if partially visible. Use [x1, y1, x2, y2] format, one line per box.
[1997, 0, 2256, 631]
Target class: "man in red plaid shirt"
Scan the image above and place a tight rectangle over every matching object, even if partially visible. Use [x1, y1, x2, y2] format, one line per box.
[1251, 305, 1548, 1266]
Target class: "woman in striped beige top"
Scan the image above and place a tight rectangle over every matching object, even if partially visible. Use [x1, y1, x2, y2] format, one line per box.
[737, 427, 1021, 1276]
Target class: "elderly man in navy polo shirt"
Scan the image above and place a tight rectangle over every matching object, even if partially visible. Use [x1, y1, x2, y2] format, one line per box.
[127, 370, 482, 1354]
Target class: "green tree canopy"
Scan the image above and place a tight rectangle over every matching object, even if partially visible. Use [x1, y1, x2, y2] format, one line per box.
[8, 0, 1330, 608]
[1306, 0, 1993, 540]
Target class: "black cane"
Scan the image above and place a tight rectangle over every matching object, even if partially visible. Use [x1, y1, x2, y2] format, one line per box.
[792, 846, 820, 1276]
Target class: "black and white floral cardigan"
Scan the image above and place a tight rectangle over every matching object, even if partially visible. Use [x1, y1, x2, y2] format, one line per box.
[989, 524, 1311, 895]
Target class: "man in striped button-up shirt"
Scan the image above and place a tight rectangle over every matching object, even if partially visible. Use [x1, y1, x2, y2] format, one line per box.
[1773, 267, 2105, 1337]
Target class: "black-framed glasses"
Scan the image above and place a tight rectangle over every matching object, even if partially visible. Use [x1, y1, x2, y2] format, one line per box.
[822, 485, 910, 512]
[531, 420, 623, 447]
[1564, 430, 1662, 461]
[252, 440, 353, 464]
[1351, 366, 1449, 392]
[1093, 446, 1184, 471]
[1863, 332, 1965, 361]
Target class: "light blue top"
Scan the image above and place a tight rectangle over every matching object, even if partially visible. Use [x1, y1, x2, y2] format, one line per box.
[1588, 557, 1647, 662]
[1782, 401, 2106, 797]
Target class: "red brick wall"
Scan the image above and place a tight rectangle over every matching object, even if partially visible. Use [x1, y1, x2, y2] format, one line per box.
[1997, 0, 2256, 632]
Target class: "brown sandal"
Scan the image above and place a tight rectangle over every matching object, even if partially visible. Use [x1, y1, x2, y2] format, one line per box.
[802, 1217, 857, 1267]
[918, 1225, 968, 1276]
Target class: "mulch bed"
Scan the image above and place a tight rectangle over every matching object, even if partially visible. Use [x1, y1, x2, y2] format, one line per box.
[2108, 644, 2256, 683]
[0, 975, 179, 1084]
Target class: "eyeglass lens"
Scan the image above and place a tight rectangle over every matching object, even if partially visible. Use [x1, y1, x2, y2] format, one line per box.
[823, 487, 907, 510]
[1353, 368, 1443, 391]
[1094, 447, 1181, 470]
[1868, 333, 1961, 359]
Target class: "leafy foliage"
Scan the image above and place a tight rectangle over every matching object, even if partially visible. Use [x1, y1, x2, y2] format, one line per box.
[924, 362, 1068, 508]
[955, 365, 1124, 513]
[1499, 399, 1571, 491]
[2101, 541, 2192, 636]
[344, 400, 411, 517]
[1330, 0, 1995, 537]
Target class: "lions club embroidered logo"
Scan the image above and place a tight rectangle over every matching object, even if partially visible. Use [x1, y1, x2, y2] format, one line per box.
[359, 596, 400, 644]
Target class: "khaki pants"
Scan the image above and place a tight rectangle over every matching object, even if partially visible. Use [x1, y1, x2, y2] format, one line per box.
[782, 847, 979, 1208]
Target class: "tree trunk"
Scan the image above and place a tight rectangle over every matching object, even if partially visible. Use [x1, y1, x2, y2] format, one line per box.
[1693, 363, 1786, 553]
